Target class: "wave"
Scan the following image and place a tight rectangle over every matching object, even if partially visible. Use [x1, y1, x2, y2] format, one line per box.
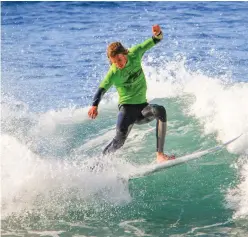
[143, 57, 248, 219]
[1, 134, 134, 219]
[2, 57, 248, 222]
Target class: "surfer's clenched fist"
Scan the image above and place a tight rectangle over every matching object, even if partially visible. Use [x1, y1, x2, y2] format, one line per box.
[152, 24, 161, 36]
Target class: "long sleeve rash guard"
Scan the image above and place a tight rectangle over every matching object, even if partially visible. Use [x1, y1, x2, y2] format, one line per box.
[92, 36, 161, 106]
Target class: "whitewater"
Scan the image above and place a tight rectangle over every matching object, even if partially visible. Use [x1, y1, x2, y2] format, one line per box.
[2, 57, 248, 235]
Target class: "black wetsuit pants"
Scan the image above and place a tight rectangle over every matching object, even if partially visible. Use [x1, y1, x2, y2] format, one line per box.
[103, 103, 167, 155]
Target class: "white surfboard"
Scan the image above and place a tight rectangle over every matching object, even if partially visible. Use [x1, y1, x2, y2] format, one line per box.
[129, 134, 242, 180]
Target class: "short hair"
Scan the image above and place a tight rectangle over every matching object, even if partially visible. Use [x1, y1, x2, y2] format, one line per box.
[107, 42, 128, 59]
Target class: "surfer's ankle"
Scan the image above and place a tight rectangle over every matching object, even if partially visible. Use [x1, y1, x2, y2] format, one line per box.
[156, 152, 166, 163]
[156, 152, 175, 163]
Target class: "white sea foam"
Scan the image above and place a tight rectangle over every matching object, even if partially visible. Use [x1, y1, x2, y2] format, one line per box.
[1, 134, 132, 218]
[142, 58, 248, 153]
[226, 156, 248, 219]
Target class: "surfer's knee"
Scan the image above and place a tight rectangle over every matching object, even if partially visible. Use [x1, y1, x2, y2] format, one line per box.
[141, 104, 167, 122]
[153, 105, 167, 122]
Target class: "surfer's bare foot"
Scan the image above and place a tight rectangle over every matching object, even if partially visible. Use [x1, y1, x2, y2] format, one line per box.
[156, 152, 175, 163]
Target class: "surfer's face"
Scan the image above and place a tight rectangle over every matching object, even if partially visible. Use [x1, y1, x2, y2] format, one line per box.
[110, 54, 127, 69]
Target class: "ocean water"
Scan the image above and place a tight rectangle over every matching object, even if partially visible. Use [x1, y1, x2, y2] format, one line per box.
[1, 1, 248, 236]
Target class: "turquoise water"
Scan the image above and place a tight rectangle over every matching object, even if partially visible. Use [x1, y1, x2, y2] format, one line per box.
[2, 2, 248, 236]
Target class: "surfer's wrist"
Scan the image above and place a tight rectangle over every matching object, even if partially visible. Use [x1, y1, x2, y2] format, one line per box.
[154, 31, 163, 39]
[152, 31, 163, 44]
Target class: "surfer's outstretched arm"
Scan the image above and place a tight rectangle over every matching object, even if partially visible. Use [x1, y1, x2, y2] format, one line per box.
[129, 25, 163, 59]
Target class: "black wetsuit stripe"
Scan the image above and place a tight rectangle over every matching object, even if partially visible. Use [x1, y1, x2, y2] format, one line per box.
[92, 87, 106, 106]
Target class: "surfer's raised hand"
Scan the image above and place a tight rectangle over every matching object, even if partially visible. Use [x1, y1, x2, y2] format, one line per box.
[88, 106, 98, 119]
[152, 24, 162, 37]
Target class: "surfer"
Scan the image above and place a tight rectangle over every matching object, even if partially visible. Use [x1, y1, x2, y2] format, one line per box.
[88, 25, 175, 163]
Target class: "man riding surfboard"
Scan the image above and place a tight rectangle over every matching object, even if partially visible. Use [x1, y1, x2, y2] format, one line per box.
[88, 25, 175, 163]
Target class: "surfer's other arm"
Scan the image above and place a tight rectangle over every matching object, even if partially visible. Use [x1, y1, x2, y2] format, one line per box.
[88, 87, 106, 119]
[88, 68, 114, 119]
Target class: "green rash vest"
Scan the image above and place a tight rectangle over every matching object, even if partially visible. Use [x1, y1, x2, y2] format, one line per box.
[99, 38, 157, 105]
